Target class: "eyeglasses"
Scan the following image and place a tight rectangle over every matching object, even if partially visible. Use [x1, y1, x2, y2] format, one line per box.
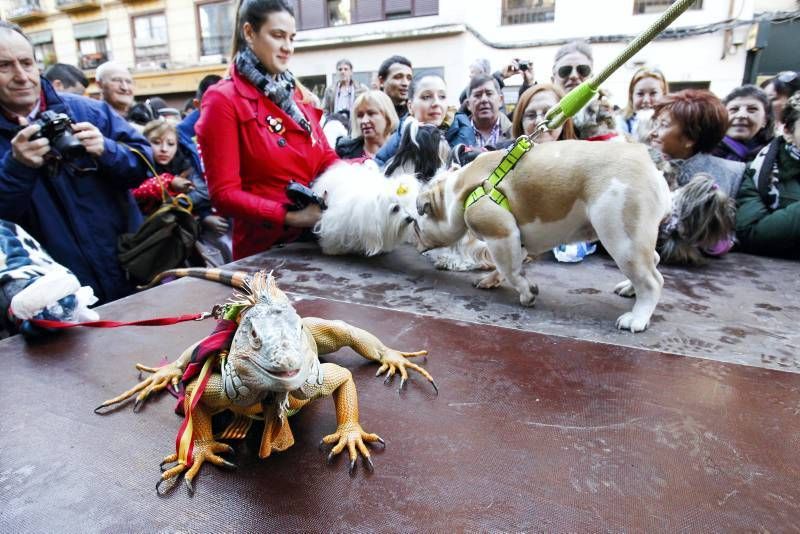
[557, 64, 591, 79]
[109, 76, 134, 86]
[523, 109, 549, 121]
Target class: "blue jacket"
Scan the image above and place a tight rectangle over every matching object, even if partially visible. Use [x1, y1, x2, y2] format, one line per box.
[0, 79, 152, 303]
[177, 109, 213, 219]
[177, 109, 202, 174]
[374, 115, 477, 168]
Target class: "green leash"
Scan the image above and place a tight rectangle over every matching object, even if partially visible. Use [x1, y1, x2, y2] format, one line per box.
[544, 0, 698, 130]
[464, 0, 698, 212]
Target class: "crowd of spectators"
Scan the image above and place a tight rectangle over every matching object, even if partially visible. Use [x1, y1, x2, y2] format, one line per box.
[0, 0, 798, 335]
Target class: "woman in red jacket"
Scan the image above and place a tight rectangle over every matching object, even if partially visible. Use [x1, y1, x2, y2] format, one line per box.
[196, 0, 338, 259]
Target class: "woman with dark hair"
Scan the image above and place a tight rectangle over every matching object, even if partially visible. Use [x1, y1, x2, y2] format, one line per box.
[196, 0, 338, 259]
[713, 85, 774, 163]
[373, 75, 474, 168]
[735, 92, 800, 259]
[649, 89, 745, 198]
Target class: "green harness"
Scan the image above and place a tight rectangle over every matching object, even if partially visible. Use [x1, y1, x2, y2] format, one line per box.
[464, 136, 533, 212]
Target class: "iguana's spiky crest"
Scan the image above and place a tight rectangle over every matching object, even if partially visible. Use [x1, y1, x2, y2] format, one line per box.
[227, 271, 290, 320]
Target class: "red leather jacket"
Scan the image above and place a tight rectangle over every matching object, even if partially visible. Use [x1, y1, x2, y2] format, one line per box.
[197, 67, 338, 259]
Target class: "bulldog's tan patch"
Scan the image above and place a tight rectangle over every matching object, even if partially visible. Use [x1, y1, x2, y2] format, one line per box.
[465, 203, 514, 239]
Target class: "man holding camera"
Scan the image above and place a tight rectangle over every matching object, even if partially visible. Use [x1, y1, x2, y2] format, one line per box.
[0, 22, 152, 303]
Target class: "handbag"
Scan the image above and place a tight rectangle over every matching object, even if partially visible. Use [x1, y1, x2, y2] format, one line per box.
[117, 147, 200, 285]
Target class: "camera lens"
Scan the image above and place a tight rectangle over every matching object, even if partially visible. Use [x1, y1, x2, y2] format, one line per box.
[53, 130, 86, 158]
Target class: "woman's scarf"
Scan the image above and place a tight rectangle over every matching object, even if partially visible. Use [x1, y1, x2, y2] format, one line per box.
[719, 135, 763, 162]
[235, 46, 312, 135]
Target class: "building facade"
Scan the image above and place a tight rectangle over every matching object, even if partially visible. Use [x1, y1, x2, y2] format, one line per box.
[1, 0, 797, 109]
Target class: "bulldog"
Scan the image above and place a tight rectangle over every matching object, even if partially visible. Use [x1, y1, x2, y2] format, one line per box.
[413, 140, 672, 332]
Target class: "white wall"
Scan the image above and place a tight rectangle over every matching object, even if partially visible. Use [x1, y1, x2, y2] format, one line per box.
[293, 0, 769, 109]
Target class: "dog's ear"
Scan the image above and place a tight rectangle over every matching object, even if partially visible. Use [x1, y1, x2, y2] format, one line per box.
[416, 192, 432, 217]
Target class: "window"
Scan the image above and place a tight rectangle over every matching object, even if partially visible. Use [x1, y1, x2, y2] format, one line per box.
[329, 70, 372, 87]
[292, 0, 438, 30]
[197, 0, 236, 58]
[132, 13, 169, 66]
[73, 20, 109, 70]
[502, 0, 555, 25]
[77, 38, 108, 69]
[30, 30, 56, 69]
[299, 74, 327, 101]
[667, 80, 709, 92]
[633, 0, 702, 15]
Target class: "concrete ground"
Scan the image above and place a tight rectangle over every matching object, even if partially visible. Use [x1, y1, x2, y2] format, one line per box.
[237, 243, 800, 373]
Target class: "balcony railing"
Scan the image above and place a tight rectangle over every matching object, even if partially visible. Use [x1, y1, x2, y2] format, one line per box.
[56, 0, 100, 13]
[7, 0, 47, 23]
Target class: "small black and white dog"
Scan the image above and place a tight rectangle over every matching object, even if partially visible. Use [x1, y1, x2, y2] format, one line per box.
[384, 120, 451, 182]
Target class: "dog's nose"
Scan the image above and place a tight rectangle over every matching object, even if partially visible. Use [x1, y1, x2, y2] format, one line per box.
[405, 216, 414, 224]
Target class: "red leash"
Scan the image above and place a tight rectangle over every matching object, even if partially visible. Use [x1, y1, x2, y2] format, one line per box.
[26, 311, 212, 329]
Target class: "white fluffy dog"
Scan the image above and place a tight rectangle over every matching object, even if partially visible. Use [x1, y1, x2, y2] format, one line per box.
[312, 161, 419, 256]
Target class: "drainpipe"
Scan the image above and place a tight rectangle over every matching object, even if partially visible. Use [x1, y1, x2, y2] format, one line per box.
[721, 0, 737, 59]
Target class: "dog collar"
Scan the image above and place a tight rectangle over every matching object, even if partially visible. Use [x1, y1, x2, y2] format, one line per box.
[464, 136, 533, 212]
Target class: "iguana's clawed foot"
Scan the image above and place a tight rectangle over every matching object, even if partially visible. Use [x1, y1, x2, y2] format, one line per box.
[375, 349, 437, 394]
[95, 362, 182, 413]
[320, 422, 382, 475]
[156, 440, 235, 495]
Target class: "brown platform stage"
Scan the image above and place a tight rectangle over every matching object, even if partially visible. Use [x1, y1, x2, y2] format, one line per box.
[1, 245, 798, 531]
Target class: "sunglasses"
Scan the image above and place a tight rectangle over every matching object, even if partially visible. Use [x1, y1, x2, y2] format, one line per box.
[557, 64, 591, 79]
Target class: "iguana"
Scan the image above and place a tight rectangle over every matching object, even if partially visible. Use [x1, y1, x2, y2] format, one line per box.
[96, 268, 436, 495]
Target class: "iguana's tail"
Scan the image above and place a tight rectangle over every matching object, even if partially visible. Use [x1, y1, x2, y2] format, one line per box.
[139, 268, 251, 290]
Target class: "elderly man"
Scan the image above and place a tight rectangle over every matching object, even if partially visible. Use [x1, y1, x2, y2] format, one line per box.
[0, 22, 152, 303]
[377, 55, 413, 121]
[467, 74, 512, 148]
[322, 59, 367, 117]
[95, 60, 135, 117]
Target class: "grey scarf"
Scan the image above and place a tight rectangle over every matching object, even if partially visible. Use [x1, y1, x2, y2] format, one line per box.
[235, 46, 312, 135]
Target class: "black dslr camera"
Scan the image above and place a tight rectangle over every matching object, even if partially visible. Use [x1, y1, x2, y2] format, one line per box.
[517, 60, 531, 72]
[285, 180, 327, 211]
[30, 110, 85, 158]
